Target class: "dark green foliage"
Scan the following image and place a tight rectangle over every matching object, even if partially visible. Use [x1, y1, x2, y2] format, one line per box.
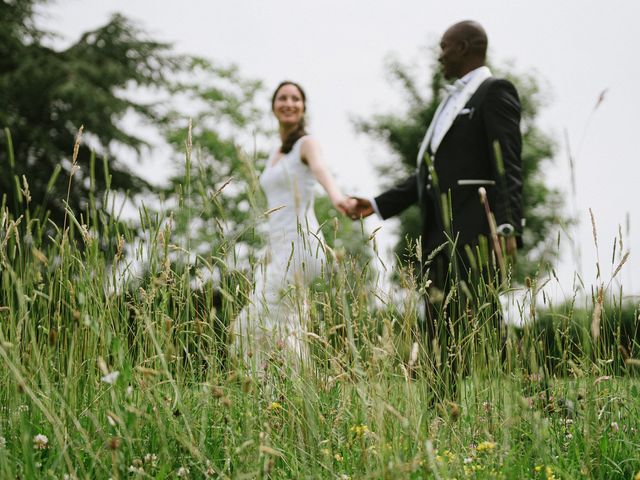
[355, 50, 570, 281]
[0, 0, 188, 226]
[526, 300, 640, 376]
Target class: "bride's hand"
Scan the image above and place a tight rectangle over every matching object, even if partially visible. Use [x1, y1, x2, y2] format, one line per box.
[332, 196, 357, 216]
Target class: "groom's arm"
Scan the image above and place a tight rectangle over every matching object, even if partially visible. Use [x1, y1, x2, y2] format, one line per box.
[373, 172, 419, 220]
[484, 79, 523, 245]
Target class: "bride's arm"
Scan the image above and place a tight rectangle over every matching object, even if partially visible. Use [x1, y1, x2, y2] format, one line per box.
[300, 137, 352, 214]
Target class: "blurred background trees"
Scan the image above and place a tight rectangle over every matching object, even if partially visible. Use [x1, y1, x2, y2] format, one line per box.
[1, 0, 189, 227]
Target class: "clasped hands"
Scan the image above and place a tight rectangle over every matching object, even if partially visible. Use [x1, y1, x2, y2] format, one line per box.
[333, 196, 374, 220]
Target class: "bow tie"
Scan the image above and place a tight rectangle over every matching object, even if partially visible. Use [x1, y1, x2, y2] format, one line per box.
[443, 79, 466, 95]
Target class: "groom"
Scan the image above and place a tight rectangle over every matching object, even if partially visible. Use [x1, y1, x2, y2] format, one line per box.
[351, 20, 523, 324]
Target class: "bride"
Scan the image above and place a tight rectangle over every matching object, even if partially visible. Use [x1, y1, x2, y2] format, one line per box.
[230, 81, 353, 371]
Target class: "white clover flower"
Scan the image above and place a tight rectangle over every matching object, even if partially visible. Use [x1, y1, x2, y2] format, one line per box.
[176, 466, 190, 477]
[33, 434, 49, 449]
[128, 465, 144, 475]
[144, 453, 158, 467]
[101, 371, 120, 385]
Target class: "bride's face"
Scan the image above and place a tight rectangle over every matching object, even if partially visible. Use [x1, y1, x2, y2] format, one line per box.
[272, 84, 305, 127]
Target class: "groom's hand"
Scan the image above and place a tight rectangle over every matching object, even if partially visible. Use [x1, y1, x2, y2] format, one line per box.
[347, 197, 374, 220]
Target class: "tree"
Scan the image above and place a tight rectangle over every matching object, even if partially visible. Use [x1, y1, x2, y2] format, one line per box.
[355, 49, 568, 280]
[0, 0, 189, 229]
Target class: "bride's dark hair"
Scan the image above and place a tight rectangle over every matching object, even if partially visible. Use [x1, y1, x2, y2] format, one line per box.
[271, 81, 308, 154]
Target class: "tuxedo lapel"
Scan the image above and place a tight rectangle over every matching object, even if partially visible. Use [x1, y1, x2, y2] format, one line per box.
[429, 66, 492, 154]
[416, 98, 448, 167]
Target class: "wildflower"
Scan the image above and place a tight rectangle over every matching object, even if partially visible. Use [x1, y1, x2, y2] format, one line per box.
[476, 441, 496, 453]
[634, 471, 640, 480]
[565, 433, 573, 440]
[267, 402, 282, 411]
[534, 465, 543, 472]
[321, 448, 330, 456]
[463, 457, 473, 464]
[144, 453, 158, 467]
[0, 436, 6, 449]
[176, 466, 190, 477]
[334, 453, 343, 462]
[33, 434, 49, 450]
[545, 465, 557, 480]
[101, 371, 120, 385]
[128, 465, 144, 475]
[610, 421, 619, 432]
[350, 424, 369, 437]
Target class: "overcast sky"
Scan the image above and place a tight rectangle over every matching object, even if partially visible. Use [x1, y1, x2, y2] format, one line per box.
[39, 0, 640, 303]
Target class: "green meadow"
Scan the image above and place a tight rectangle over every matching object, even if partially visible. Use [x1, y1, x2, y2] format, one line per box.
[1, 133, 639, 480]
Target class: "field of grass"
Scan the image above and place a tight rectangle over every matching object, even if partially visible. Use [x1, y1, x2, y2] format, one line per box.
[1, 141, 639, 479]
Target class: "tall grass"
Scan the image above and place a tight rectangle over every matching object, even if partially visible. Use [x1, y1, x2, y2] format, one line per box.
[0, 130, 639, 479]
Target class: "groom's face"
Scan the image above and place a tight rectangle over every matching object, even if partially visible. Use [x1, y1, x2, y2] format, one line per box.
[438, 29, 465, 80]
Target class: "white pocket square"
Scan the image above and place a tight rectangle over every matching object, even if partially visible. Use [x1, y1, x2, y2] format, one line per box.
[458, 107, 475, 118]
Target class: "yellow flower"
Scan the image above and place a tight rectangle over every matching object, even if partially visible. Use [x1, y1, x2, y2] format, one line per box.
[545, 465, 556, 480]
[634, 472, 640, 480]
[476, 441, 497, 453]
[443, 449, 456, 462]
[534, 465, 543, 472]
[267, 402, 282, 411]
[349, 424, 369, 437]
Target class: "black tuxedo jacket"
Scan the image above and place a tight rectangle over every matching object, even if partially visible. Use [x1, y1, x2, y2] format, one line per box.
[375, 77, 523, 264]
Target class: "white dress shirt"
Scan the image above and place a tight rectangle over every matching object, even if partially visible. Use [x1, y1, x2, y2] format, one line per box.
[430, 66, 487, 152]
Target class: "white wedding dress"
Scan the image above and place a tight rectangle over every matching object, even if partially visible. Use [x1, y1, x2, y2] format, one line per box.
[230, 136, 327, 369]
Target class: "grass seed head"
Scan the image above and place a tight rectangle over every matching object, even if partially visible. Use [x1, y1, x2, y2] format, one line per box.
[106, 436, 121, 451]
